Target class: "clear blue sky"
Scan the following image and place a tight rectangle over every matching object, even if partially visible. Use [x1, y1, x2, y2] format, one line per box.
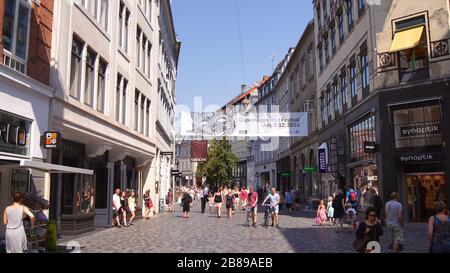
[172, 0, 313, 110]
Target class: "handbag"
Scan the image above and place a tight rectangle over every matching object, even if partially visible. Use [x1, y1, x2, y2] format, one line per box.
[353, 234, 370, 253]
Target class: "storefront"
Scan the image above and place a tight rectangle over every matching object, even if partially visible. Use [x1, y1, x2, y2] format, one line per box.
[276, 156, 291, 193]
[378, 82, 450, 222]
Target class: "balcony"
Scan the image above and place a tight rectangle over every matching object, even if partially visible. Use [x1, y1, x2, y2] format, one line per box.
[2, 50, 26, 74]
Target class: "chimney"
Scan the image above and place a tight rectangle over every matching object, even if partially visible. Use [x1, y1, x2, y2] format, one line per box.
[241, 84, 247, 94]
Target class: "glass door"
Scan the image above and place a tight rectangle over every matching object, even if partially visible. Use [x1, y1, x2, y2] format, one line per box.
[405, 173, 445, 222]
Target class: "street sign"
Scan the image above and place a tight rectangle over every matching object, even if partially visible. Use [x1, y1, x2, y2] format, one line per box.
[171, 169, 182, 176]
[303, 167, 318, 173]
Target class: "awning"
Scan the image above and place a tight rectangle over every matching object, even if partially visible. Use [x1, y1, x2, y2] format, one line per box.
[389, 26, 424, 53]
[0, 155, 94, 175]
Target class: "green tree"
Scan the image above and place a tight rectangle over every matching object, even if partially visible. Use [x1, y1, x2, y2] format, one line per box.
[196, 138, 238, 188]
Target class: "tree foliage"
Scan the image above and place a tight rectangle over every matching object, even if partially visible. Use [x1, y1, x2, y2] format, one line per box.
[196, 138, 238, 188]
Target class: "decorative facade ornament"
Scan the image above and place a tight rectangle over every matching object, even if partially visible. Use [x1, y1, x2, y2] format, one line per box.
[431, 39, 449, 58]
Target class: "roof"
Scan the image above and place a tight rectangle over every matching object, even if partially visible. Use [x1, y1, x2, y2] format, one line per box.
[223, 76, 271, 108]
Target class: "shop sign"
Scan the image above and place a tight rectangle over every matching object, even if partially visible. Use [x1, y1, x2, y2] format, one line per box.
[398, 153, 444, 164]
[400, 124, 440, 138]
[303, 167, 318, 174]
[41, 131, 61, 149]
[280, 172, 292, 177]
[318, 143, 328, 174]
[364, 141, 377, 154]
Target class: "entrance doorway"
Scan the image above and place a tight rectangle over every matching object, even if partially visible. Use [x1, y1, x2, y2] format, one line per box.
[405, 173, 446, 222]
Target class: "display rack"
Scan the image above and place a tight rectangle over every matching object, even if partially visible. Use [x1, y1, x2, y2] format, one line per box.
[24, 209, 47, 253]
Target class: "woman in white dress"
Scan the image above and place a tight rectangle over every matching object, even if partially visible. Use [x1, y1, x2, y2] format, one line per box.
[3, 192, 35, 253]
[128, 191, 137, 225]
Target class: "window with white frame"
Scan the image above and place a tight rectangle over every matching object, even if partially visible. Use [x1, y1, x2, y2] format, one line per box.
[2, 0, 31, 73]
[145, 99, 151, 136]
[70, 36, 84, 99]
[84, 48, 96, 106]
[122, 79, 128, 125]
[139, 0, 152, 20]
[119, 1, 130, 53]
[116, 74, 122, 122]
[146, 43, 152, 78]
[97, 59, 107, 112]
[136, 26, 142, 68]
[81, 0, 108, 30]
[134, 90, 140, 131]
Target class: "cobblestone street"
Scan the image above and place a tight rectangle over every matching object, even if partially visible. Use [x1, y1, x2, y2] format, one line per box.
[58, 200, 429, 253]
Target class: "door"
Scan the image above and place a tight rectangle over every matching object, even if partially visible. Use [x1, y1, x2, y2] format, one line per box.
[94, 164, 113, 227]
[405, 173, 446, 222]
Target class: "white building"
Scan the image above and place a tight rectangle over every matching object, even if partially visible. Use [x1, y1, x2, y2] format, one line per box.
[49, 0, 179, 234]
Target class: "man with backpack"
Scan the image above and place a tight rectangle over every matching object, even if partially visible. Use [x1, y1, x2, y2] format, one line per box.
[346, 186, 358, 211]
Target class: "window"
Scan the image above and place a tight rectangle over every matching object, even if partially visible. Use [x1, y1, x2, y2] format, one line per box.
[326, 87, 332, 120]
[318, 48, 324, 72]
[340, 68, 348, 106]
[146, 99, 151, 136]
[2, 0, 31, 73]
[141, 35, 147, 72]
[316, 5, 321, 26]
[331, 26, 336, 55]
[70, 36, 84, 99]
[358, 0, 366, 17]
[338, 14, 344, 43]
[360, 44, 369, 90]
[116, 75, 122, 122]
[136, 26, 142, 68]
[324, 40, 329, 64]
[97, 59, 107, 112]
[333, 77, 340, 113]
[393, 16, 429, 83]
[347, 0, 354, 31]
[393, 104, 442, 148]
[139, 0, 152, 20]
[140, 97, 145, 133]
[82, 0, 108, 30]
[350, 56, 357, 99]
[349, 115, 376, 162]
[146, 43, 152, 78]
[320, 95, 326, 124]
[122, 79, 128, 125]
[322, 0, 327, 18]
[119, 2, 130, 53]
[134, 91, 140, 131]
[84, 48, 96, 106]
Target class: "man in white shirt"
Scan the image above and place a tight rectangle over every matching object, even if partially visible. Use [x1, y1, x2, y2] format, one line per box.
[385, 192, 404, 252]
[112, 188, 122, 228]
[263, 187, 281, 228]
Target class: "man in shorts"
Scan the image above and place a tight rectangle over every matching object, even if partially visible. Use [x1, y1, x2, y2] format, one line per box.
[263, 187, 280, 228]
[385, 192, 404, 252]
[112, 188, 121, 228]
[247, 187, 258, 227]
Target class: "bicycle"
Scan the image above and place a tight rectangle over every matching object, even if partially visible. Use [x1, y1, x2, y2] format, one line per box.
[262, 204, 271, 228]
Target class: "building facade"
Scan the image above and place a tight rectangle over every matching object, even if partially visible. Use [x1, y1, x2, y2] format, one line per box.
[48, 0, 179, 234]
[175, 140, 199, 187]
[314, 0, 450, 219]
[284, 21, 320, 198]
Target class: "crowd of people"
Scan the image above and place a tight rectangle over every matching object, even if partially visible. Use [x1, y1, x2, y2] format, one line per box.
[2, 182, 449, 253]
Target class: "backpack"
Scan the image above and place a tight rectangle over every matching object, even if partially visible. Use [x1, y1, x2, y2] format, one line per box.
[332, 197, 339, 210]
[350, 191, 357, 203]
[431, 216, 450, 253]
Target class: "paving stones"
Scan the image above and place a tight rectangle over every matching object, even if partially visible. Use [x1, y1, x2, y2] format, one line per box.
[57, 201, 428, 253]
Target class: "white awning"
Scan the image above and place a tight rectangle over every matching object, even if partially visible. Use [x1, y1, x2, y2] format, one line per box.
[0, 155, 94, 175]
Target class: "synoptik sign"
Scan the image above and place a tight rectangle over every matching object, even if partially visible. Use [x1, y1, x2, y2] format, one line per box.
[400, 124, 440, 137]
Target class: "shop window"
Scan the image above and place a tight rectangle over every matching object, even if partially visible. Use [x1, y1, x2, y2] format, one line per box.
[393, 104, 442, 149]
[0, 110, 30, 156]
[351, 164, 378, 212]
[349, 115, 376, 162]
[11, 169, 30, 195]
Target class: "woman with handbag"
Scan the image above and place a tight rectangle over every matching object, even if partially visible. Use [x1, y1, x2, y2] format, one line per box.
[354, 206, 383, 253]
[428, 201, 450, 253]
